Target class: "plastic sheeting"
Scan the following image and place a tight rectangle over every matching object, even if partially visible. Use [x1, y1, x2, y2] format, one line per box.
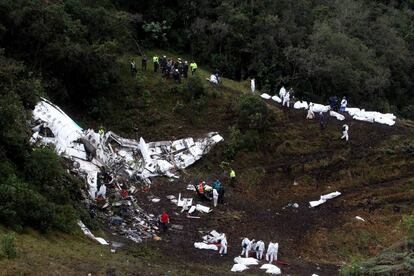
[293, 101, 308, 110]
[329, 111, 345, 121]
[271, 95, 282, 103]
[311, 103, 331, 113]
[260, 93, 272, 100]
[231, 264, 249, 272]
[194, 242, 218, 250]
[309, 191, 341, 207]
[233, 257, 259, 266]
[260, 264, 282, 275]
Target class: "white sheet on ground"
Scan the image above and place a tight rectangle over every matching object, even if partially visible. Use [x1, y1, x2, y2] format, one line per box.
[329, 111, 345, 121]
[261, 93, 272, 100]
[272, 95, 282, 103]
[309, 191, 341, 207]
[234, 256, 259, 266]
[294, 101, 308, 110]
[311, 103, 330, 113]
[231, 264, 249, 272]
[260, 264, 282, 274]
[194, 242, 218, 250]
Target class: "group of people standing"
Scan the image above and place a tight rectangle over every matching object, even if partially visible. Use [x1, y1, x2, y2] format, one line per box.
[241, 238, 279, 263]
[130, 54, 198, 84]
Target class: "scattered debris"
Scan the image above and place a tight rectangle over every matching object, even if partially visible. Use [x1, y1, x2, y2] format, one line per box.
[355, 216, 366, 222]
[283, 203, 299, 209]
[30, 98, 224, 243]
[78, 221, 108, 245]
[309, 191, 341, 207]
[195, 204, 211, 213]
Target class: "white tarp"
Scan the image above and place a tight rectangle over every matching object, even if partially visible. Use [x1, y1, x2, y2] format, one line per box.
[261, 93, 272, 100]
[294, 101, 308, 110]
[329, 110, 345, 121]
[194, 242, 218, 250]
[260, 264, 282, 275]
[234, 257, 259, 266]
[311, 103, 331, 113]
[346, 108, 396, 126]
[231, 264, 249, 272]
[271, 95, 282, 103]
[309, 191, 341, 207]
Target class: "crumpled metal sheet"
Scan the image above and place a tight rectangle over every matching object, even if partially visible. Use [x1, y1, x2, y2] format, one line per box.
[30, 98, 224, 198]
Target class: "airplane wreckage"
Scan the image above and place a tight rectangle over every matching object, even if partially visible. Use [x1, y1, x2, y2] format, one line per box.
[30, 98, 223, 244]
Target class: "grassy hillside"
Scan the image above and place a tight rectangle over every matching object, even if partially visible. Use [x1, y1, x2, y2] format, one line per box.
[1, 50, 414, 275]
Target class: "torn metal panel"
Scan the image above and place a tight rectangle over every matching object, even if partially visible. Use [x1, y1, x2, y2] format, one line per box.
[30, 99, 224, 244]
[30, 98, 224, 196]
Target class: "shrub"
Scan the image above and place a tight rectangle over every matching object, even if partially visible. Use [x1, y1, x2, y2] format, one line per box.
[237, 94, 269, 132]
[180, 76, 206, 102]
[400, 214, 414, 239]
[1, 233, 17, 259]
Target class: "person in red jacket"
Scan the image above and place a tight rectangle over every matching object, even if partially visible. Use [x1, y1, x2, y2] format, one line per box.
[160, 211, 170, 232]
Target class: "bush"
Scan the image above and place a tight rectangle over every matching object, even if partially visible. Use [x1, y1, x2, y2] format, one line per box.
[237, 94, 269, 132]
[400, 214, 414, 239]
[1, 233, 17, 259]
[24, 148, 70, 203]
[180, 76, 206, 102]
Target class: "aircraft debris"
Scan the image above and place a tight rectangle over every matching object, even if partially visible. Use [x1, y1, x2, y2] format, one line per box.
[309, 191, 341, 208]
[30, 98, 223, 244]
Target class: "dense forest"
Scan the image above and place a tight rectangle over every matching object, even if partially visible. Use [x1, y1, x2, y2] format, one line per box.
[118, 0, 414, 118]
[0, 0, 413, 232]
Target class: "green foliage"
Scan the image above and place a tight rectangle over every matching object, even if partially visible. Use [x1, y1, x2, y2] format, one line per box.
[400, 214, 414, 239]
[142, 20, 170, 43]
[339, 257, 364, 275]
[119, 0, 414, 118]
[237, 95, 269, 132]
[1, 233, 17, 259]
[180, 76, 206, 102]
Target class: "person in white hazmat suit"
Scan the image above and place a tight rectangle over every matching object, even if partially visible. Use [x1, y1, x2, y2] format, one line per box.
[306, 103, 315, 119]
[219, 234, 227, 256]
[341, 124, 349, 141]
[279, 86, 286, 100]
[240, 237, 250, 257]
[266, 242, 279, 263]
[282, 90, 290, 107]
[255, 240, 265, 260]
[340, 96, 348, 112]
[251, 78, 256, 93]
[245, 239, 256, 258]
[213, 188, 219, 207]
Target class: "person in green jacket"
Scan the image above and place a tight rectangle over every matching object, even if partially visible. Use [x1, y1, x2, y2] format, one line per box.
[153, 55, 159, 73]
[190, 61, 198, 76]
